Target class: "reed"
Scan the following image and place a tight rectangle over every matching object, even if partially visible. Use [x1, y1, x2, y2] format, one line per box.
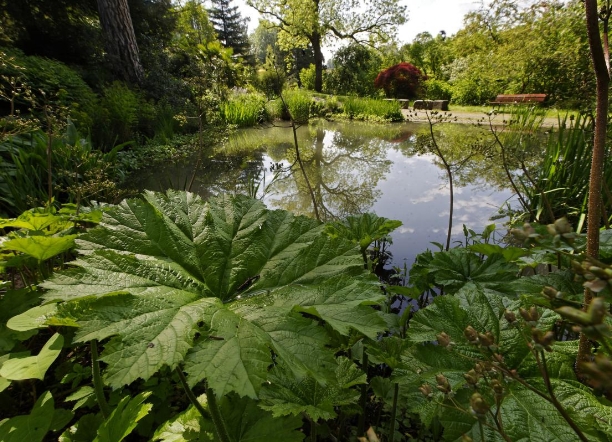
[341, 97, 404, 122]
[220, 93, 267, 127]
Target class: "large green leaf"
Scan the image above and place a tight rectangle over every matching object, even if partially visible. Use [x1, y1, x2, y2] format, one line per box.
[94, 392, 152, 442]
[43, 191, 384, 393]
[153, 393, 304, 442]
[259, 357, 366, 421]
[428, 249, 519, 295]
[0, 333, 63, 380]
[3, 235, 77, 262]
[0, 391, 56, 442]
[325, 213, 402, 253]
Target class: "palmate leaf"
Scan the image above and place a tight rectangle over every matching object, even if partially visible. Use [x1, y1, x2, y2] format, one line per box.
[3, 235, 78, 262]
[42, 191, 384, 393]
[259, 357, 366, 421]
[153, 393, 304, 442]
[403, 282, 612, 441]
[94, 392, 152, 442]
[325, 213, 402, 253]
[428, 249, 519, 295]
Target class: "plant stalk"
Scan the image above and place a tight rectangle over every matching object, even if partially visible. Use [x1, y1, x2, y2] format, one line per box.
[580, 0, 611, 369]
[388, 382, 399, 442]
[175, 367, 211, 420]
[206, 387, 231, 442]
[358, 352, 369, 435]
[91, 340, 111, 418]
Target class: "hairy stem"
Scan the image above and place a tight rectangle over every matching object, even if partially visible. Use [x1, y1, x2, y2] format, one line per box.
[358, 352, 369, 435]
[536, 351, 589, 442]
[91, 340, 111, 418]
[175, 368, 211, 420]
[388, 382, 399, 442]
[206, 387, 231, 442]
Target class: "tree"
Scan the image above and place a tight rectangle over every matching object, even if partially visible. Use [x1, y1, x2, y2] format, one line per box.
[96, 0, 144, 85]
[374, 62, 426, 99]
[208, 0, 251, 59]
[325, 43, 382, 96]
[247, 0, 407, 92]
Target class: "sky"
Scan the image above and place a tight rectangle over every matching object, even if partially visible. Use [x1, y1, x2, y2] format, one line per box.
[231, 0, 479, 55]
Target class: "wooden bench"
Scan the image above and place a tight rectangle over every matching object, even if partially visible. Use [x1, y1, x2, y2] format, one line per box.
[490, 94, 547, 106]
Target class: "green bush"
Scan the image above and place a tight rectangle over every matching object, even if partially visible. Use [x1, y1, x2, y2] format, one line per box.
[220, 92, 268, 127]
[299, 64, 317, 91]
[283, 89, 313, 123]
[0, 123, 127, 217]
[255, 68, 285, 99]
[424, 78, 453, 101]
[0, 47, 97, 129]
[451, 75, 496, 105]
[92, 81, 139, 150]
[341, 97, 404, 122]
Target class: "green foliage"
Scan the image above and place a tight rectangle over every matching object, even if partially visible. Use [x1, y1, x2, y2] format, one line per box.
[220, 92, 268, 127]
[255, 68, 285, 99]
[299, 64, 317, 91]
[340, 97, 404, 122]
[423, 78, 453, 101]
[324, 44, 382, 97]
[260, 357, 366, 421]
[283, 89, 314, 123]
[0, 123, 127, 217]
[95, 392, 152, 442]
[0, 47, 97, 129]
[0, 391, 66, 442]
[42, 191, 386, 394]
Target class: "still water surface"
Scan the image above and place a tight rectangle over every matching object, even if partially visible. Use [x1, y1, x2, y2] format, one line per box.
[133, 120, 515, 266]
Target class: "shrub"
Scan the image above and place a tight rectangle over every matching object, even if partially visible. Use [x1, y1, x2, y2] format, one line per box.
[255, 68, 285, 99]
[220, 92, 268, 127]
[374, 62, 426, 99]
[92, 81, 139, 150]
[299, 64, 317, 91]
[283, 89, 312, 123]
[0, 47, 97, 129]
[423, 78, 453, 101]
[451, 75, 496, 105]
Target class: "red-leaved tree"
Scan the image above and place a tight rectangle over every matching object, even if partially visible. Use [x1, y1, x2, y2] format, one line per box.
[374, 62, 426, 99]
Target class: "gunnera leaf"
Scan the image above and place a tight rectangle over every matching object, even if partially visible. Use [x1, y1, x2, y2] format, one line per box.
[153, 392, 304, 442]
[428, 249, 519, 295]
[259, 356, 366, 421]
[42, 191, 385, 394]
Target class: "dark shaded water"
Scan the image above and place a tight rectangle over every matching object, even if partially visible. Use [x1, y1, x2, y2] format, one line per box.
[133, 120, 516, 267]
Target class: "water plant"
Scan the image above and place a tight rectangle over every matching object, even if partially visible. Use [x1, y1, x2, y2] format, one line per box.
[340, 97, 403, 123]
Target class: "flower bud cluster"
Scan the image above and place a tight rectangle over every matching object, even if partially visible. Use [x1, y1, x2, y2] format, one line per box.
[556, 297, 611, 340]
[546, 217, 576, 245]
[579, 354, 612, 390]
[572, 257, 612, 293]
[463, 326, 498, 351]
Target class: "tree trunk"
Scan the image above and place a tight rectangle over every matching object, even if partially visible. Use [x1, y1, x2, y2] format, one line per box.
[578, 0, 610, 367]
[311, 32, 324, 92]
[97, 0, 144, 85]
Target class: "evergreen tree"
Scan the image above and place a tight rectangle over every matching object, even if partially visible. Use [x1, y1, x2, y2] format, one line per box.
[207, 0, 250, 59]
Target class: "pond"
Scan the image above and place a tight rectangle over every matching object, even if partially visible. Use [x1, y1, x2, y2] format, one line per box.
[132, 120, 518, 267]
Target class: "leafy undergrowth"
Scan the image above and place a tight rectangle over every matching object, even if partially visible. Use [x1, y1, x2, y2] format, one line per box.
[0, 193, 611, 441]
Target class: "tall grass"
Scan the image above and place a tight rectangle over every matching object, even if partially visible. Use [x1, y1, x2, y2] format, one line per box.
[341, 97, 404, 122]
[502, 110, 611, 231]
[220, 93, 268, 127]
